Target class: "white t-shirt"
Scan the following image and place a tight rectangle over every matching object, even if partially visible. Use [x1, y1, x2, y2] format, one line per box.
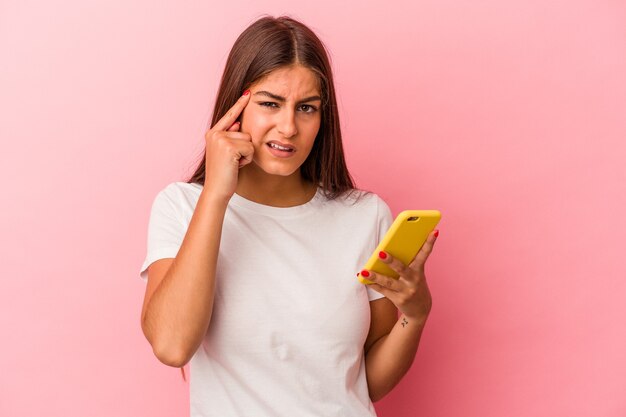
[139, 182, 394, 417]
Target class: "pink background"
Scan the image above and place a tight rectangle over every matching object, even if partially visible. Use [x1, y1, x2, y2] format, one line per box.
[1, 1, 625, 416]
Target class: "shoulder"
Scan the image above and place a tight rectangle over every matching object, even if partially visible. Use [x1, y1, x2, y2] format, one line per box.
[337, 188, 391, 215]
[154, 181, 203, 203]
[149, 181, 203, 217]
[319, 188, 392, 221]
[324, 188, 387, 208]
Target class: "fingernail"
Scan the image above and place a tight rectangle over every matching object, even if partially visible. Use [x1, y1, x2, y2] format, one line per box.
[434, 229, 439, 237]
[360, 270, 370, 278]
[378, 251, 387, 259]
[243, 89, 250, 96]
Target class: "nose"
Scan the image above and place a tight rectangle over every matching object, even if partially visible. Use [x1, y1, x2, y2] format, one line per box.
[276, 108, 298, 138]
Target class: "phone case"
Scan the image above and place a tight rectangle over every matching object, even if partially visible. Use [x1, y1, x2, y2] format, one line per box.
[358, 210, 441, 285]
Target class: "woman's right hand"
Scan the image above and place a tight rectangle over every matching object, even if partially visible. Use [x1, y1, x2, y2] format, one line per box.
[203, 90, 253, 201]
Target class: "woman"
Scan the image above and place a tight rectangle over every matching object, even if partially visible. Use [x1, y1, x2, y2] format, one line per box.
[139, 15, 438, 416]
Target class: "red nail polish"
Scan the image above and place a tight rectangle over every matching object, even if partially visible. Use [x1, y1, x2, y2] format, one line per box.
[243, 89, 250, 96]
[378, 251, 387, 259]
[360, 270, 370, 278]
[434, 230, 439, 237]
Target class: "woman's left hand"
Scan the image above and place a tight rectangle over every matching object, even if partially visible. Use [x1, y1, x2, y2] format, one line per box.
[362, 229, 439, 321]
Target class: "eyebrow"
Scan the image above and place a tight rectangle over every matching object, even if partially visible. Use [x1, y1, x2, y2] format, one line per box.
[253, 90, 322, 104]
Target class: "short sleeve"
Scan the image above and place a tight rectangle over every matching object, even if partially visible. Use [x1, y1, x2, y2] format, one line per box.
[366, 195, 394, 301]
[139, 186, 186, 282]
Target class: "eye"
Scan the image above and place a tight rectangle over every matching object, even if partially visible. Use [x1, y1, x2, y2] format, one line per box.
[298, 104, 318, 113]
[258, 101, 279, 108]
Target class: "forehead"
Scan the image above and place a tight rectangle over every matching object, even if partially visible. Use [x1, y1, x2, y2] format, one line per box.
[252, 65, 320, 96]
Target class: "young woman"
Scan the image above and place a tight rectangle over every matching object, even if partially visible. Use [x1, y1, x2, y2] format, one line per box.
[139, 15, 438, 416]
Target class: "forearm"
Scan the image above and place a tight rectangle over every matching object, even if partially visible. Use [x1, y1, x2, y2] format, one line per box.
[365, 313, 428, 402]
[142, 191, 228, 366]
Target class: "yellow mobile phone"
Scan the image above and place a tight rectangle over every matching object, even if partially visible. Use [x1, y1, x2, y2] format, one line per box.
[358, 210, 441, 285]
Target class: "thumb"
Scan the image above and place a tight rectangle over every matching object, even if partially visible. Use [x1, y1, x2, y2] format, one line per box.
[238, 151, 254, 169]
[226, 121, 240, 132]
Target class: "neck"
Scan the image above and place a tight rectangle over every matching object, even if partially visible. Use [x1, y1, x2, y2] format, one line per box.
[235, 162, 317, 207]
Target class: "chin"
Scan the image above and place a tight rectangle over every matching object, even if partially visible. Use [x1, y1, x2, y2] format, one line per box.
[261, 164, 300, 177]
[254, 159, 302, 177]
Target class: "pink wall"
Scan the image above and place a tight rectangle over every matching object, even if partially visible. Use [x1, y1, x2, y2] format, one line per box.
[1, 1, 625, 416]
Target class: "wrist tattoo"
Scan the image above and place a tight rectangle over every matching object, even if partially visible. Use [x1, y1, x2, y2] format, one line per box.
[401, 317, 409, 327]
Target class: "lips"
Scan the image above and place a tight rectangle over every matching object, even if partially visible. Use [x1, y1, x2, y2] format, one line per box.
[266, 140, 296, 152]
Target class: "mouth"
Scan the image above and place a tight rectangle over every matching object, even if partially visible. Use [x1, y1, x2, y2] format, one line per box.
[266, 141, 296, 158]
[266, 141, 296, 152]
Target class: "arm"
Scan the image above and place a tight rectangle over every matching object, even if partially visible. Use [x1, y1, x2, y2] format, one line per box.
[141, 90, 253, 368]
[141, 191, 229, 367]
[363, 230, 439, 402]
[365, 299, 428, 402]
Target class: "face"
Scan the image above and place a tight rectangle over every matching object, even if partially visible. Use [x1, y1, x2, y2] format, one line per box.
[240, 65, 322, 178]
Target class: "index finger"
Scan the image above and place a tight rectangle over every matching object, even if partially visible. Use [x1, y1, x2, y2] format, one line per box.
[213, 90, 251, 131]
[378, 251, 410, 276]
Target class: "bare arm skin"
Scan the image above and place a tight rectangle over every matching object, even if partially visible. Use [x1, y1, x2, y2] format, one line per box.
[140, 91, 253, 367]
[141, 192, 229, 367]
[365, 305, 428, 402]
[364, 231, 439, 401]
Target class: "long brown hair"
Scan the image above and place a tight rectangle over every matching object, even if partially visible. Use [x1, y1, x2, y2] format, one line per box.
[186, 15, 358, 200]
